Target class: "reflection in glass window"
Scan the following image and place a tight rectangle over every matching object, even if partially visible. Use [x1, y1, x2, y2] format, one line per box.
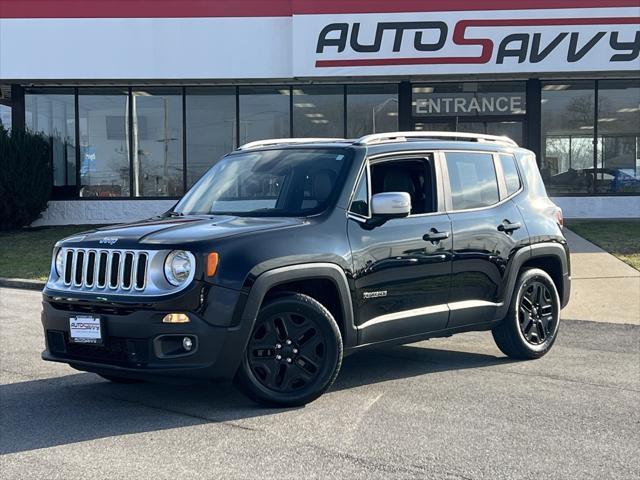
[185, 87, 236, 188]
[293, 86, 344, 138]
[78, 89, 130, 197]
[346, 85, 398, 138]
[239, 87, 290, 145]
[499, 154, 521, 195]
[26, 90, 76, 187]
[541, 81, 596, 195]
[0, 104, 11, 132]
[596, 80, 640, 193]
[446, 152, 499, 210]
[132, 88, 183, 197]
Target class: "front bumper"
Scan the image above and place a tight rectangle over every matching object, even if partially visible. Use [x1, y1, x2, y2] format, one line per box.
[40, 288, 251, 381]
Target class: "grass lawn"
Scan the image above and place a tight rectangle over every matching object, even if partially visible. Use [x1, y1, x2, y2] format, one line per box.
[0, 226, 98, 281]
[566, 219, 640, 271]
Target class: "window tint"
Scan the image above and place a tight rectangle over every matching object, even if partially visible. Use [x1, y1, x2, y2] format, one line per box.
[446, 152, 499, 210]
[499, 154, 521, 195]
[370, 158, 435, 215]
[349, 169, 369, 216]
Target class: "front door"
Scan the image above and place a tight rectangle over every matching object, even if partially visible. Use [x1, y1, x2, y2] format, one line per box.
[347, 154, 452, 345]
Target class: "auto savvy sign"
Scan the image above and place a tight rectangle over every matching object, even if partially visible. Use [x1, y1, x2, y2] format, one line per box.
[292, 6, 640, 77]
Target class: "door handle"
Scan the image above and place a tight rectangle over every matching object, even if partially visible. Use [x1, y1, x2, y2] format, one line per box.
[423, 229, 450, 242]
[498, 221, 522, 233]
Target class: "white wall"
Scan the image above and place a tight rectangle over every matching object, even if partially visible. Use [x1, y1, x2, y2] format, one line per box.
[30, 196, 639, 226]
[551, 196, 640, 219]
[31, 200, 176, 226]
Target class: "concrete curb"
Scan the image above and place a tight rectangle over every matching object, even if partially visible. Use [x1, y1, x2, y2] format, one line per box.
[0, 277, 45, 291]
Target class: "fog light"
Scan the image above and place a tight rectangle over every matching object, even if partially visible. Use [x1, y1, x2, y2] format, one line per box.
[182, 337, 193, 351]
[162, 313, 190, 324]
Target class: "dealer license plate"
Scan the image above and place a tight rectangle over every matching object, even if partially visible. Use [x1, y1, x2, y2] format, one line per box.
[69, 316, 102, 344]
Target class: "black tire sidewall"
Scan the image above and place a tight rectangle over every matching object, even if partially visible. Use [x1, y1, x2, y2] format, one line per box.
[237, 294, 343, 407]
[511, 268, 561, 355]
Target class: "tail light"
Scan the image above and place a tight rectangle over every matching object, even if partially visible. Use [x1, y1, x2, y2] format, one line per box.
[554, 207, 564, 229]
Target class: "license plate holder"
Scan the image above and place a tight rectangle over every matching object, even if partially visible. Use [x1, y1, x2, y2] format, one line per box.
[69, 316, 103, 345]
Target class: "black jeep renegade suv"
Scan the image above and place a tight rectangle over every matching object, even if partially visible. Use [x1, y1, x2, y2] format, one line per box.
[42, 132, 570, 406]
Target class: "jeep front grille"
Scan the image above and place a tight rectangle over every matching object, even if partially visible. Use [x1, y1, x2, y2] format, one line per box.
[47, 247, 195, 297]
[62, 248, 148, 291]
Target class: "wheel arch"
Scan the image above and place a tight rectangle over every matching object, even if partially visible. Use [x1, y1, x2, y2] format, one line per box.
[240, 263, 357, 348]
[498, 242, 571, 318]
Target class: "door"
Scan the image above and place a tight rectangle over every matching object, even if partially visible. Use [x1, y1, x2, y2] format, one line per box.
[347, 154, 453, 345]
[442, 150, 529, 328]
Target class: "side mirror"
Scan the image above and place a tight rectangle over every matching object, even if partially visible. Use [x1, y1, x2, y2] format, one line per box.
[371, 192, 411, 218]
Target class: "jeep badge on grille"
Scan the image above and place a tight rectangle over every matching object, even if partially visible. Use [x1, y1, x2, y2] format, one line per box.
[99, 237, 118, 245]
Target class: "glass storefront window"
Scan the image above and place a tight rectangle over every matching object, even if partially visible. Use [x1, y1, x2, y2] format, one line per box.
[541, 81, 596, 195]
[293, 86, 344, 138]
[185, 87, 236, 188]
[25, 89, 76, 187]
[0, 104, 11, 132]
[412, 82, 526, 117]
[346, 84, 398, 138]
[596, 79, 640, 193]
[239, 86, 290, 145]
[132, 88, 184, 197]
[78, 89, 130, 197]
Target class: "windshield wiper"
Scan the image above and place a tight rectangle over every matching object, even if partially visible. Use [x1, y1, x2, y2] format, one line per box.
[166, 211, 184, 217]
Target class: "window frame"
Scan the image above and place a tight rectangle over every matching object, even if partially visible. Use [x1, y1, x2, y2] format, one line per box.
[440, 149, 509, 213]
[347, 151, 444, 221]
[494, 152, 524, 199]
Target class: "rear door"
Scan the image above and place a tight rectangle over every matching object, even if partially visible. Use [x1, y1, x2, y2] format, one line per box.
[442, 150, 529, 328]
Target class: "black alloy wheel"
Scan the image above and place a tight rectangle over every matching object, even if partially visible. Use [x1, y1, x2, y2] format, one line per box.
[518, 280, 555, 345]
[492, 268, 560, 360]
[235, 293, 342, 407]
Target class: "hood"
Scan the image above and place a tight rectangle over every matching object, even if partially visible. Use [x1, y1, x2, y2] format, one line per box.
[66, 215, 305, 247]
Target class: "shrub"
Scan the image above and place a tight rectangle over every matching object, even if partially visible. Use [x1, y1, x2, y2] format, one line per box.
[0, 124, 52, 230]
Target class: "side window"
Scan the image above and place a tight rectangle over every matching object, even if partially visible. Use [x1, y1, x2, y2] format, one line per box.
[445, 152, 499, 210]
[499, 154, 522, 196]
[370, 158, 436, 215]
[349, 168, 369, 217]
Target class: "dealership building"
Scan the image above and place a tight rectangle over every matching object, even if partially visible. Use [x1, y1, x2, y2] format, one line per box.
[0, 0, 638, 224]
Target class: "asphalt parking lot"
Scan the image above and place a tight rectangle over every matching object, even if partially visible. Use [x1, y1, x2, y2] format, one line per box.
[1, 287, 638, 480]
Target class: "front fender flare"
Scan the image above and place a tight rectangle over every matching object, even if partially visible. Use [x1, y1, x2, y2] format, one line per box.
[240, 263, 357, 348]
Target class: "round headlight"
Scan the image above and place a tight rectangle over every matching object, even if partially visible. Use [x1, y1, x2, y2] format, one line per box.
[55, 249, 65, 277]
[164, 250, 194, 286]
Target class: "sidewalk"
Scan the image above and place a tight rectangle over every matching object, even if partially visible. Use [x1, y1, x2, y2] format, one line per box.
[562, 228, 640, 325]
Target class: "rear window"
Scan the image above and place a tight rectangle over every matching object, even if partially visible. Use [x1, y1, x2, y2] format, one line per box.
[445, 152, 499, 210]
[499, 154, 522, 196]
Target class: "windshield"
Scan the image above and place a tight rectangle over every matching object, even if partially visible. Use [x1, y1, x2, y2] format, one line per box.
[174, 148, 353, 216]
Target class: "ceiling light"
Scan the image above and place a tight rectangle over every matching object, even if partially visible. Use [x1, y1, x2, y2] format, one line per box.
[292, 89, 305, 95]
[278, 89, 291, 95]
[579, 125, 594, 130]
[617, 107, 640, 113]
[305, 113, 324, 118]
[542, 84, 570, 91]
[387, 112, 398, 117]
[413, 87, 434, 94]
[311, 119, 329, 124]
[294, 103, 315, 108]
[598, 117, 617, 122]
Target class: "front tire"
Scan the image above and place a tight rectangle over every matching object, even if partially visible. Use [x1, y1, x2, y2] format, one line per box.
[492, 268, 561, 360]
[235, 293, 343, 407]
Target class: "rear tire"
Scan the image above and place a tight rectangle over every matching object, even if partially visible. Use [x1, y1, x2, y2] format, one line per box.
[235, 293, 343, 407]
[492, 268, 560, 360]
[97, 373, 142, 384]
